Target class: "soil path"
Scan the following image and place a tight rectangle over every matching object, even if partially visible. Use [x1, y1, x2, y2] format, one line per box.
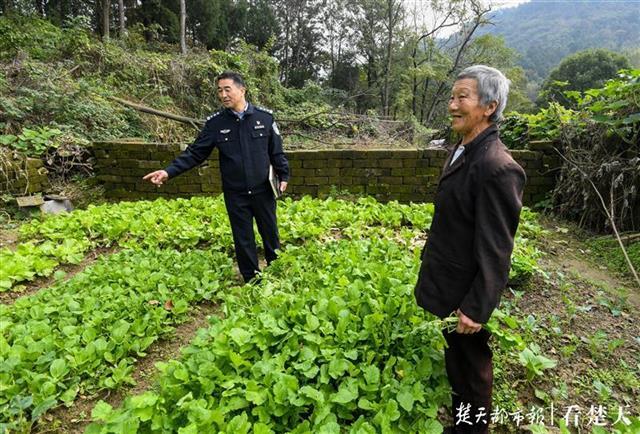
[490, 222, 639, 433]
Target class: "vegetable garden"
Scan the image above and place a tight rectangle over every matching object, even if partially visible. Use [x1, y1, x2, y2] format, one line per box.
[1, 195, 637, 433]
[2, 9, 639, 434]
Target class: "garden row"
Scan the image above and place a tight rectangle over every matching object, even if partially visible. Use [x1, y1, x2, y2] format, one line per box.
[0, 248, 235, 432]
[1, 196, 435, 292]
[2, 195, 544, 293]
[86, 239, 453, 433]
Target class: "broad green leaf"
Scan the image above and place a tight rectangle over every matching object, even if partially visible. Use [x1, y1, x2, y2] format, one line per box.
[50, 358, 67, 379]
[229, 328, 251, 347]
[300, 385, 324, 403]
[92, 401, 113, 421]
[331, 379, 359, 404]
[396, 386, 414, 412]
[328, 358, 350, 379]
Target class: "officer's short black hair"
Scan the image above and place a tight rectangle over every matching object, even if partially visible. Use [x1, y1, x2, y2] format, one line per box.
[216, 71, 246, 89]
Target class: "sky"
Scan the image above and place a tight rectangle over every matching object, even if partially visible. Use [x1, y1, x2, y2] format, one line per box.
[492, 0, 530, 8]
[403, 0, 532, 38]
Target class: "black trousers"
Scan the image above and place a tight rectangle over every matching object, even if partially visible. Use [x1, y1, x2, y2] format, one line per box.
[223, 189, 280, 282]
[444, 329, 493, 434]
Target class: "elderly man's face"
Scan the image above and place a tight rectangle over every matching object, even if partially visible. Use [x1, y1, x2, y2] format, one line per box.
[217, 78, 246, 112]
[448, 78, 493, 139]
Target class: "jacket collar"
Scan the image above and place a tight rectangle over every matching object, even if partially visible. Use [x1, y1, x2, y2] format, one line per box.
[224, 102, 255, 118]
[460, 123, 498, 159]
[440, 124, 499, 181]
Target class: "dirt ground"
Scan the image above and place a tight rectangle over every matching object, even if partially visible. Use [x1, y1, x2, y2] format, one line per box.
[489, 221, 639, 433]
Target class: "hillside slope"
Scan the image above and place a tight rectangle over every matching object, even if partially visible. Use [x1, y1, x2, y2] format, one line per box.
[483, 0, 640, 81]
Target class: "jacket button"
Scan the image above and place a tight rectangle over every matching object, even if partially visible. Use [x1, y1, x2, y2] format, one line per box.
[248, 190, 252, 194]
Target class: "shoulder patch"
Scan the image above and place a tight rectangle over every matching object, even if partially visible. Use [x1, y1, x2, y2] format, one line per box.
[255, 106, 273, 115]
[206, 111, 221, 121]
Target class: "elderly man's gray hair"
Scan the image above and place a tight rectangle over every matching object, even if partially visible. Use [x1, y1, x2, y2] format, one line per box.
[457, 65, 510, 122]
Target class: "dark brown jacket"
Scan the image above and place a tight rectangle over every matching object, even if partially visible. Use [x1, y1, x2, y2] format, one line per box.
[414, 124, 526, 323]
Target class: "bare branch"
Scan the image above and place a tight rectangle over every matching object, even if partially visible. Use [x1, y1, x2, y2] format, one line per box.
[108, 96, 204, 129]
[554, 147, 640, 288]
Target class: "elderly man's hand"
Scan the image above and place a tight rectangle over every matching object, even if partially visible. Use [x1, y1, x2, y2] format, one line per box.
[143, 170, 169, 186]
[279, 181, 288, 193]
[455, 309, 482, 334]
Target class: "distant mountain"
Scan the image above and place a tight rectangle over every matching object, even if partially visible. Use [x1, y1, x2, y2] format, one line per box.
[481, 0, 640, 82]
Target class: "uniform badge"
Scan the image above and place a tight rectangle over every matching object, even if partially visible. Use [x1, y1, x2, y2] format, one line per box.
[220, 129, 231, 134]
[273, 122, 280, 136]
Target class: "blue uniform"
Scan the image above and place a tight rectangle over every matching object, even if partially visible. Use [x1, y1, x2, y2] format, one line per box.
[164, 103, 290, 282]
[165, 103, 289, 192]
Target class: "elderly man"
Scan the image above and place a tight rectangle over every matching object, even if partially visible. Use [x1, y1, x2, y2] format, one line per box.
[414, 65, 526, 433]
[143, 71, 289, 283]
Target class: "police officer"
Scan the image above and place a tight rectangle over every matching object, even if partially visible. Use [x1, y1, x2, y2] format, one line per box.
[143, 71, 290, 283]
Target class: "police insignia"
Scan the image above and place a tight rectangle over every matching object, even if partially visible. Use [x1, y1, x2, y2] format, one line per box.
[220, 129, 231, 134]
[272, 122, 280, 136]
[206, 111, 221, 121]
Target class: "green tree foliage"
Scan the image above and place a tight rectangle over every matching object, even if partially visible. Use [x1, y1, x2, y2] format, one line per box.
[538, 49, 630, 108]
[0, 15, 285, 148]
[323, 2, 358, 93]
[274, 0, 326, 87]
[1, 0, 538, 130]
[501, 69, 639, 233]
[132, 0, 180, 43]
[187, 0, 232, 49]
[553, 69, 639, 233]
[624, 47, 640, 69]
[239, 0, 280, 50]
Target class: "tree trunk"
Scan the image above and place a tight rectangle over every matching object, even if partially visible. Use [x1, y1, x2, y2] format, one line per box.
[34, 0, 45, 16]
[411, 45, 418, 116]
[382, 2, 393, 117]
[118, 0, 126, 36]
[102, 0, 110, 40]
[382, 0, 401, 117]
[282, 11, 291, 85]
[3, 0, 14, 15]
[180, 0, 187, 54]
[419, 77, 430, 123]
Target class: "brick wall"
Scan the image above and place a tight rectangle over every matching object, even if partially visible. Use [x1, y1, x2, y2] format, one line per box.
[0, 152, 49, 195]
[92, 140, 559, 205]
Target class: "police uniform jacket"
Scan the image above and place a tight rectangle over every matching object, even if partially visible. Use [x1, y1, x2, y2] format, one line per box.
[165, 103, 289, 194]
[414, 124, 526, 324]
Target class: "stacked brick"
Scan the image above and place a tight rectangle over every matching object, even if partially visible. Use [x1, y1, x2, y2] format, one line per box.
[0, 153, 49, 195]
[285, 149, 447, 203]
[92, 140, 560, 205]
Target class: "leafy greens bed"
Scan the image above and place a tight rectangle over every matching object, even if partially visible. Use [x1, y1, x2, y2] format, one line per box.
[1, 195, 544, 433]
[1, 196, 540, 292]
[87, 239, 451, 433]
[0, 249, 235, 432]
